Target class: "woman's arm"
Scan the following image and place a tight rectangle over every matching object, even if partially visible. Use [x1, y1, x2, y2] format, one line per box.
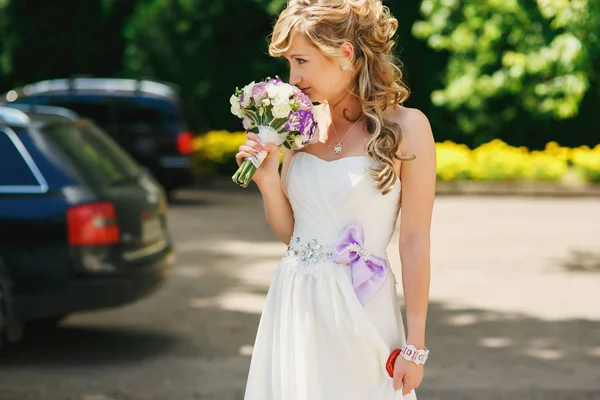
[236, 133, 295, 245]
[395, 108, 436, 348]
[255, 149, 295, 245]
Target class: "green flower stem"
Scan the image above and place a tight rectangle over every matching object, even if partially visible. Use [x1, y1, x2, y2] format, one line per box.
[240, 164, 257, 188]
[232, 158, 258, 188]
[232, 161, 245, 183]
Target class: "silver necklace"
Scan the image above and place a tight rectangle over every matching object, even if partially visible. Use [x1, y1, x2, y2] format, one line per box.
[331, 117, 362, 155]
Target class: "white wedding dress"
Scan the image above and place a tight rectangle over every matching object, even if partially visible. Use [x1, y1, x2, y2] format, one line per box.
[244, 151, 417, 400]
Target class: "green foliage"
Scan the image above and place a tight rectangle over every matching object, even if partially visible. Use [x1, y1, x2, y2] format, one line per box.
[0, 0, 138, 92]
[122, 0, 286, 131]
[413, 0, 600, 139]
[1, 0, 598, 150]
[196, 130, 600, 183]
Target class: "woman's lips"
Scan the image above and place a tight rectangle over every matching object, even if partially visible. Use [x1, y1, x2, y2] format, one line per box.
[300, 87, 311, 94]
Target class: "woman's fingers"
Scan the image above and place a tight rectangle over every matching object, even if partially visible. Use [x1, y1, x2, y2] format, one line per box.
[401, 376, 419, 396]
[243, 138, 263, 151]
[235, 148, 254, 166]
[261, 142, 279, 155]
[246, 132, 260, 142]
[235, 144, 267, 166]
[239, 144, 262, 155]
[393, 372, 404, 391]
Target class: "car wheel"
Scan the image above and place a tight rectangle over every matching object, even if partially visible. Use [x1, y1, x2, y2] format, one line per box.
[26, 314, 68, 332]
[0, 270, 23, 349]
[0, 283, 5, 349]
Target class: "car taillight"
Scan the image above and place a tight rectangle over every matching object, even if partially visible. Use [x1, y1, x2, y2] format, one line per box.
[177, 131, 194, 155]
[67, 202, 120, 246]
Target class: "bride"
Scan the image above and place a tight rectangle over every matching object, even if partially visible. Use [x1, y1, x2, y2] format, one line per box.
[236, 1, 436, 398]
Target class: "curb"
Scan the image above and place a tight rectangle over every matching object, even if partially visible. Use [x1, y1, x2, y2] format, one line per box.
[188, 175, 600, 197]
[434, 181, 600, 197]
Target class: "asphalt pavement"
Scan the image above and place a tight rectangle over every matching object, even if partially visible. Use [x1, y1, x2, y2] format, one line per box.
[0, 190, 599, 400]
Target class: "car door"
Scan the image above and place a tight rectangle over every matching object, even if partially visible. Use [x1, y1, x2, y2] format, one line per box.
[0, 126, 72, 296]
[38, 120, 171, 268]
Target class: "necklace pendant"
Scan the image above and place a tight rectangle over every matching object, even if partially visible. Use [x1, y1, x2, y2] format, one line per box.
[333, 143, 343, 154]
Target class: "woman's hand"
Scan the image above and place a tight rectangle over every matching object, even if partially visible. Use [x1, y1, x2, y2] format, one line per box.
[235, 132, 281, 185]
[393, 357, 424, 396]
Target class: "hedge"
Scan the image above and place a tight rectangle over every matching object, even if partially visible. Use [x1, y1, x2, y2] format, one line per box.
[193, 131, 600, 183]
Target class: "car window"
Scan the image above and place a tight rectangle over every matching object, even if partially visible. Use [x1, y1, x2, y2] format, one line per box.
[16, 95, 186, 136]
[44, 99, 117, 133]
[0, 130, 41, 187]
[112, 98, 184, 136]
[41, 121, 141, 187]
[115, 102, 164, 126]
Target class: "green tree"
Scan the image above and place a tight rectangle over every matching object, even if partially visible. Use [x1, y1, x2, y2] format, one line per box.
[413, 0, 600, 144]
[0, 0, 8, 82]
[122, 0, 283, 131]
[0, 0, 138, 93]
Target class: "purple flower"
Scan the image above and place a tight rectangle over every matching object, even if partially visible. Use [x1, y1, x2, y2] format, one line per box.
[267, 77, 283, 85]
[294, 91, 313, 111]
[285, 112, 300, 132]
[252, 82, 269, 105]
[286, 110, 317, 141]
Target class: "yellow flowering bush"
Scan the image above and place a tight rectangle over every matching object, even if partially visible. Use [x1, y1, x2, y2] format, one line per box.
[192, 130, 246, 175]
[194, 130, 600, 183]
[570, 144, 600, 182]
[193, 130, 284, 175]
[435, 141, 472, 180]
[436, 140, 589, 182]
[471, 140, 532, 180]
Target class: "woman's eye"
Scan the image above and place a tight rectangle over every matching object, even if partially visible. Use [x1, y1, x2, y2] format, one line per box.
[296, 58, 306, 65]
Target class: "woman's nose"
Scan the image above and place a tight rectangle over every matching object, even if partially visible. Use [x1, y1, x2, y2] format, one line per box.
[289, 68, 301, 86]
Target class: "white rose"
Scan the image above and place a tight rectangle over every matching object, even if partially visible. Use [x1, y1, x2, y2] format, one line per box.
[270, 84, 294, 106]
[257, 125, 287, 146]
[262, 98, 271, 107]
[242, 116, 256, 131]
[271, 93, 288, 106]
[242, 81, 255, 107]
[272, 103, 292, 119]
[293, 135, 305, 150]
[278, 84, 295, 100]
[266, 83, 280, 98]
[230, 95, 244, 118]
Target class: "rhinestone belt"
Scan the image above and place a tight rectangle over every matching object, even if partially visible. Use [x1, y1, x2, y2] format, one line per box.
[283, 234, 396, 283]
[285, 236, 334, 266]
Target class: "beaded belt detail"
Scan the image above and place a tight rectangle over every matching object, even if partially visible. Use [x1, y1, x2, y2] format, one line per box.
[285, 236, 334, 266]
[284, 222, 392, 306]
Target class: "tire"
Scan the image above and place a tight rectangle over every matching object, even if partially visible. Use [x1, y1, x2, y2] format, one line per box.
[0, 284, 5, 350]
[26, 314, 68, 331]
[0, 259, 23, 349]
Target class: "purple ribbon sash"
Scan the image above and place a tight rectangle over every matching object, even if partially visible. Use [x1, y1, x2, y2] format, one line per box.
[331, 222, 388, 306]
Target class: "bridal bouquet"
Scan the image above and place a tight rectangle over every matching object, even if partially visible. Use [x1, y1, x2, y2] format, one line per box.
[229, 77, 318, 188]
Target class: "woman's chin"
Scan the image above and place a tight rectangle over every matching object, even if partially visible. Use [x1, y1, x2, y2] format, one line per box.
[310, 95, 325, 104]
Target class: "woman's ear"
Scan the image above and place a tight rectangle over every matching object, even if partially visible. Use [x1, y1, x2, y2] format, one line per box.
[340, 41, 355, 65]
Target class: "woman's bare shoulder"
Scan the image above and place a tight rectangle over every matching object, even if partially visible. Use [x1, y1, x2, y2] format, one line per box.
[385, 105, 430, 132]
[385, 105, 434, 153]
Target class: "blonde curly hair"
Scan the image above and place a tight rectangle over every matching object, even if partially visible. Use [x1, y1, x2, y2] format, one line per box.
[269, 0, 415, 195]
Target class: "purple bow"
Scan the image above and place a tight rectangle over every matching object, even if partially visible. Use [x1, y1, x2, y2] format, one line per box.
[331, 222, 388, 306]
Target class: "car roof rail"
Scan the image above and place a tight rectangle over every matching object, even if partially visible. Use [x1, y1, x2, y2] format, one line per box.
[2, 103, 79, 120]
[8, 77, 179, 100]
[0, 106, 31, 125]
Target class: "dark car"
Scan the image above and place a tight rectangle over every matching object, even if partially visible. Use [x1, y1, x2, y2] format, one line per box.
[1, 77, 196, 196]
[0, 104, 175, 346]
